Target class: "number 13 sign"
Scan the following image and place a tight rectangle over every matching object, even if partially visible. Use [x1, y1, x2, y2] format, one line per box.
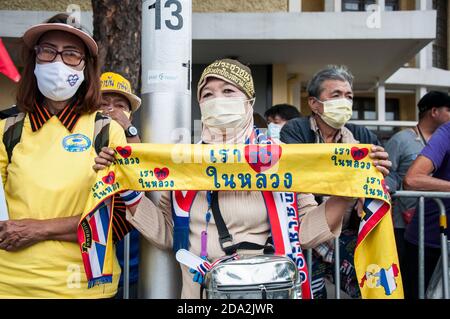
[142, 0, 191, 94]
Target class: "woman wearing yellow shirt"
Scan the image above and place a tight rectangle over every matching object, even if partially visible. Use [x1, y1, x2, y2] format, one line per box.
[0, 14, 129, 298]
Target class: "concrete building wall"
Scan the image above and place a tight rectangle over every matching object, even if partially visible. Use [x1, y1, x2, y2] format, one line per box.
[0, 0, 92, 11]
[0, 0, 289, 13]
[399, 0, 416, 11]
[0, 75, 17, 110]
[193, 0, 287, 13]
[393, 93, 416, 121]
[272, 64, 288, 105]
[302, 0, 325, 12]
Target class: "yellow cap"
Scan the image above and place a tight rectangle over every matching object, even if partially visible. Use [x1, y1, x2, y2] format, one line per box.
[100, 72, 141, 112]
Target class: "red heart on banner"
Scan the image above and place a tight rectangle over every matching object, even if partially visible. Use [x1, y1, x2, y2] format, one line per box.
[102, 171, 115, 185]
[154, 167, 170, 181]
[351, 147, 369, 161]
[244, 144, 282, 173]
[116, 146, 132, 158]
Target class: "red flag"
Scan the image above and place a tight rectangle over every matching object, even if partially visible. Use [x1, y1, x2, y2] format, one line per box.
[0, 38, 20, 82]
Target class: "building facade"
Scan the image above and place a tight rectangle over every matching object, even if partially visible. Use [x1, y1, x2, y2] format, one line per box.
[0, 0, 446, 141]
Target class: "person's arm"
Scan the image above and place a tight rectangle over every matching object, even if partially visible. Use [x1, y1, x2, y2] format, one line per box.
[0, 120, 80, 252]
[383, 136, 401, 192]
[0, 215, 80, 251]
[298, 193, 355, 249]
[126, 136, 141, 143]
[368, 145, 391, 177]
[404, 124, 450, 192]
[125, 193, 173, 249]
[92, 142, 173, 249]
[404, 155, 450, 192]
[106, 108, 141, 143]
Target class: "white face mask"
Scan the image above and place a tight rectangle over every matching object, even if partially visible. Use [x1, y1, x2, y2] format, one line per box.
[316, 97, 353, 129]
[200, 97, 251, 129]
[34, 61, 85, 102]
[267, 122, 283, 139]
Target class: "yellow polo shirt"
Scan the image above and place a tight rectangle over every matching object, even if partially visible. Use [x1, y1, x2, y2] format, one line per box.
[0, 109, 126, 298]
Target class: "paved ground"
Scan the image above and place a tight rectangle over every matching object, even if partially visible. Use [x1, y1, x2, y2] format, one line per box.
[325, 279, 353, 299]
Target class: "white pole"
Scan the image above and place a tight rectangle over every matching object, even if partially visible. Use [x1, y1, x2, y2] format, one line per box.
[123, 234, 130, 299]
[376, 82, 386, 122]
[288, 0, 302, 12]
[139, 0, 192, 298]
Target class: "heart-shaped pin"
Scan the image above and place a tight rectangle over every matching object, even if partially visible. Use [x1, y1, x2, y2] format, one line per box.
[351, 147, 369, 161]
[67, 74, 80, 87]
[102, 171, 115, 185]
[154, 167, 170, 181]
[244, 145, 282, 173]
[116, 146, 132, 158]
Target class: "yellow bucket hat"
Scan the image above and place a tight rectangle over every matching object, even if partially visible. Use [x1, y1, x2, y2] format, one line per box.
[100, 72, 141, 112]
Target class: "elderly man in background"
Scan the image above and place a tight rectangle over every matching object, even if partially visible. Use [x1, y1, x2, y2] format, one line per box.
[280, 65, 390, 298]
[385, 91, 450, 276]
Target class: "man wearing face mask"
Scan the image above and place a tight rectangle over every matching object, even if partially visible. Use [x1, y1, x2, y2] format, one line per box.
[280, 65, 388, 299]
[264, 104, 301, 139]
[280, 65, 380, 146]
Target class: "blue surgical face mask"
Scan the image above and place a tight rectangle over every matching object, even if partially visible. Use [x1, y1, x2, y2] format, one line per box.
[267, 122, 283, 139]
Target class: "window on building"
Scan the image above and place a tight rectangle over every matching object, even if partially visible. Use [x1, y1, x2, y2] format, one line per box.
[342, 0, 399, 11]
[433, 0, 448, 69]
[351, 97, 400, 141]
[351, 97, 399, 121]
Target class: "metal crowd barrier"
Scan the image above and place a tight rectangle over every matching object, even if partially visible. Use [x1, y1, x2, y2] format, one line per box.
[305, 191, 449, 300]
[121, 191, 449, 299]
[391, 191, 449, 299]
[123, 233, 130, 299]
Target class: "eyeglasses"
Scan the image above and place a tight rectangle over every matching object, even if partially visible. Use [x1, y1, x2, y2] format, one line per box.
[34, 45, 85, 67]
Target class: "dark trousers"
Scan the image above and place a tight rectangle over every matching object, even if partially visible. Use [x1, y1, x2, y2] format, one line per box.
[403, 240, 441, 299]
[394, 228, 406, 272]
[115, 282, 139, 299]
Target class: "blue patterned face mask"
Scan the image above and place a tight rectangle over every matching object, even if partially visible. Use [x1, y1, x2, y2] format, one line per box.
[34, 61, 84, 101]
[267, 122, 283, 139]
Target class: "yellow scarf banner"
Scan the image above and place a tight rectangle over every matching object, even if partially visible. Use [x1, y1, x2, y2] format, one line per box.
[82, 143, 404, 298]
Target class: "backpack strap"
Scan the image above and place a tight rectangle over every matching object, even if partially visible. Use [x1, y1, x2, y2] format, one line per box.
[3, 112, 26, 163]
[93, 112, 111, 156]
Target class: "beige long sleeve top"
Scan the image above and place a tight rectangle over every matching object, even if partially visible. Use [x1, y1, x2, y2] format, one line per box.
[126, 191, 342, 298]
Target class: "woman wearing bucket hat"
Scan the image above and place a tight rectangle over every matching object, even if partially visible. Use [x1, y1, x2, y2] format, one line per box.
[0, 13, 132, 298]
[94, 59, 391, 298]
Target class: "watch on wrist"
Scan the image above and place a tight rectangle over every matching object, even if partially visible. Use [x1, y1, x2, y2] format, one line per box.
[125, 125, 139, 138]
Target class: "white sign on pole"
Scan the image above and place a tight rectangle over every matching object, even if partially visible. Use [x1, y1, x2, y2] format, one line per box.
[139, 0, 192, 299]
[142, 0, 191, 95]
